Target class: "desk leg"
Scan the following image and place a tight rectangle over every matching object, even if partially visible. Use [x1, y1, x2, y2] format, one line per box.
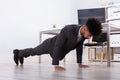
[39, 32, 42, 63]
[39, 56, 41, 63]
[107, 23, 111, 67]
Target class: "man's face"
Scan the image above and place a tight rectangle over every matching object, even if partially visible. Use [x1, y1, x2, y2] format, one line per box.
[83, 27, 91, 39]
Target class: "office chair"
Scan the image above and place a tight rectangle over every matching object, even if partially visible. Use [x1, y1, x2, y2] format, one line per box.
[84, 32, 107, 63]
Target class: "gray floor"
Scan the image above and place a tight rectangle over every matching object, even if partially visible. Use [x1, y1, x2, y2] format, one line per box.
[1, 59, 120, 80]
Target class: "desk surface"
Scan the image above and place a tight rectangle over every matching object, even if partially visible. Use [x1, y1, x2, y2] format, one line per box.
[102, 25, 120, 33]
[40, 29, 61, 35]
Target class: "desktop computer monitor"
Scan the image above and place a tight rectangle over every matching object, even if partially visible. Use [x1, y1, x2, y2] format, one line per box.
[78, 8, 105, 25]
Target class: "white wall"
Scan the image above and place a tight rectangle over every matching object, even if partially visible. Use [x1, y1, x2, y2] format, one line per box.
[0, 0, 78, 57]
[0, 0, 120, 63]
[77, 0, 120, 9]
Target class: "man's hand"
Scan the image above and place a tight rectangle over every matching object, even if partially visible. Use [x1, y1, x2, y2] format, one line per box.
[54, 66, 66, 71]
[78, 64, 89, 68]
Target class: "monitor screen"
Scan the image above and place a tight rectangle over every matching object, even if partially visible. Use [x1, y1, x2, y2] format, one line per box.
[78, 8, 105, 25]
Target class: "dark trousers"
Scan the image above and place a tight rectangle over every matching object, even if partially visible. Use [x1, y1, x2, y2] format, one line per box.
[18, 39, 51, 58]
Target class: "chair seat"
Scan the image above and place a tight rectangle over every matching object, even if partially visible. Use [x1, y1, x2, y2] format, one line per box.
[84, 43, 102, 46]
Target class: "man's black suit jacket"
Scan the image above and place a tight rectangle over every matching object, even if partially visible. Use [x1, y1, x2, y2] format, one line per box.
[44, 24, 85, 65]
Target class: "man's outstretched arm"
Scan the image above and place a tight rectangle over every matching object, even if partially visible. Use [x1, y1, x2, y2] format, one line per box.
[52, 32, 67, 71]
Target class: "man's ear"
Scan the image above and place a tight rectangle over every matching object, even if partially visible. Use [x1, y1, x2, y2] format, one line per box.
[83, 27, 87, 31]
[81, 27, 86, 35]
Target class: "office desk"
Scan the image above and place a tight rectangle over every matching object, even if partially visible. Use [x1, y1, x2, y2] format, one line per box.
[39, 29, 61, 63]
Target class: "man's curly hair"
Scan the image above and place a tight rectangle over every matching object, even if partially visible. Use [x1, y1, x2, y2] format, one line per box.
[86, 18, 102, 36]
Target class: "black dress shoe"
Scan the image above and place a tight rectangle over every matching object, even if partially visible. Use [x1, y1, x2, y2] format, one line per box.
[13, 49, 19, 65]
[19, 57, 24, 65]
